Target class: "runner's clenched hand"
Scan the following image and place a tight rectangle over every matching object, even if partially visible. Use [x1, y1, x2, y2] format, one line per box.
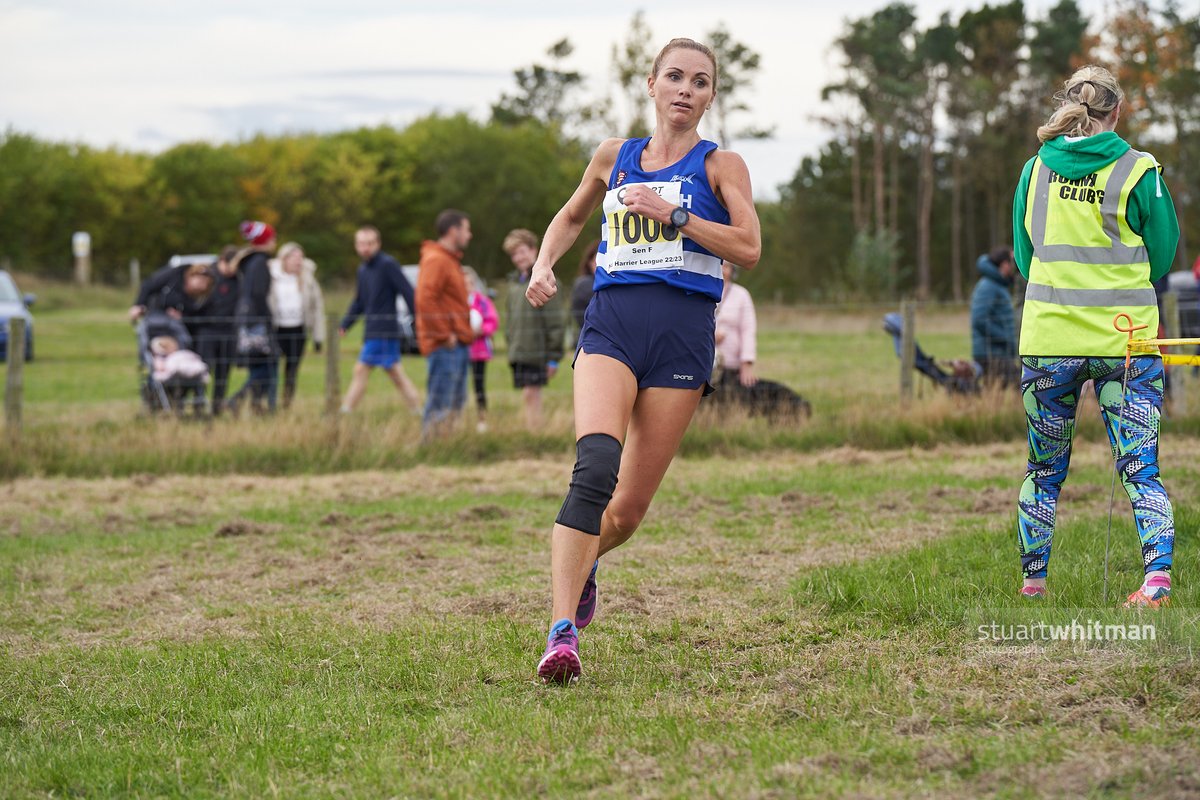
[526, 264, 557, 308]
[619, 185, 673, 224]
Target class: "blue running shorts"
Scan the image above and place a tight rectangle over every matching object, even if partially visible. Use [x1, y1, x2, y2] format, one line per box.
[360, 337, 401, 368]
[575, 282, 716, 392]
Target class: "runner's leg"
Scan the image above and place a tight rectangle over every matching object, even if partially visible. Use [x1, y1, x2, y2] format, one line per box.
[549, 352, 636, 625]
[597, 386, 705, 558]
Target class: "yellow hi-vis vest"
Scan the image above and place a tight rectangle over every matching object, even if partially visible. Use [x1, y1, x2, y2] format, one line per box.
[1019, 148, 1159, 357]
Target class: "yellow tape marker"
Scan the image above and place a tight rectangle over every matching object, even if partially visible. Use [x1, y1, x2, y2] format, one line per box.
[1129, 338, 1200, 349]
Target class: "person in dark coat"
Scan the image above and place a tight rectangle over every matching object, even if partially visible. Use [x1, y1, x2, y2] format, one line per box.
[129, 259, 214, 343]
[570, 239, 600, 338]
[970, 247, 1019, 387]
[195, 245, 241, 415]
[338, 225, 421, 414]
[226, 221, 278, 415]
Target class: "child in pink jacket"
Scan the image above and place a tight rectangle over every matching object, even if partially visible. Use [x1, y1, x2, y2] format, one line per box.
[464, 266, 499, 432]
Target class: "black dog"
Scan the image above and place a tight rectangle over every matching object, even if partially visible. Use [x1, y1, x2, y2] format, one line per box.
[709, 371, 812, 421]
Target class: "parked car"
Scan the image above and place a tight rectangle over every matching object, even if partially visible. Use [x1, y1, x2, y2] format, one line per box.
[0, 270, 35, 362]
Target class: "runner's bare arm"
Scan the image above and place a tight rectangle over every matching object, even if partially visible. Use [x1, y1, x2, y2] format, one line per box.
[526, 138, 623, 308]
[620, 150, 761, 269]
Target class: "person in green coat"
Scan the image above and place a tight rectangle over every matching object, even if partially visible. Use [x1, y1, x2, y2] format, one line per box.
[1012, 65, 1179, 607]
[503, 228, 566, 429]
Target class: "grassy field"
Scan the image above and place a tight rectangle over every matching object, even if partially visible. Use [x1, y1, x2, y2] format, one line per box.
[2, 277, 1199, 797]
[3, 443, 1198, 797]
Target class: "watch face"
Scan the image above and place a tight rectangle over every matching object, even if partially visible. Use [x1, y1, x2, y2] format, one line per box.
[671, 207, 689, 228]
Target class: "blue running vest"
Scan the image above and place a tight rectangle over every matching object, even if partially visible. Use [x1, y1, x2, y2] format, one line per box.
[594, 137, 730, 302]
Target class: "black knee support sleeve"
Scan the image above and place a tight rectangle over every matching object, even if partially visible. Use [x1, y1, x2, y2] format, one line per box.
[555, 433, 621, 536]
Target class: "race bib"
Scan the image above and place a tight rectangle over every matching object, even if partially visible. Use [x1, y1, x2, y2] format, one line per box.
[602, 181, 685, 273]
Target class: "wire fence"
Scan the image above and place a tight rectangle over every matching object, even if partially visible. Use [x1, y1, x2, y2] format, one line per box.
[3, 309, 588, 429]
[5, 295, 1199, 436]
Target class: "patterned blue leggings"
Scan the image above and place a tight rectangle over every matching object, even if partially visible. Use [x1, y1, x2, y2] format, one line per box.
[1018, 356, 1174, 579]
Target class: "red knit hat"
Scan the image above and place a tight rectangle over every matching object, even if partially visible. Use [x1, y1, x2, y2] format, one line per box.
[240, 220, 276, 246]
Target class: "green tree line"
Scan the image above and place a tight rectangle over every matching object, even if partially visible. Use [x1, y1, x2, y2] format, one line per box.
[0, 116, 588, 284]
[755, 0, 1199, 301]
[1, 2, 1196, 300]
[0, 16, 770, 288]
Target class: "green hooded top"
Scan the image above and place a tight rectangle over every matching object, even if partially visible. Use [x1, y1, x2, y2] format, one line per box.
[1012, 131, 1179, 281]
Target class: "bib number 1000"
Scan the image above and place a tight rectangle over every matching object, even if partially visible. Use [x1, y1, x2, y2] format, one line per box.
[608, 211, 680, 247]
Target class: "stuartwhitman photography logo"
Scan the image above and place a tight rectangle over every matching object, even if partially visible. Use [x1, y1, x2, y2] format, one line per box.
[978, 619, 1156, 642]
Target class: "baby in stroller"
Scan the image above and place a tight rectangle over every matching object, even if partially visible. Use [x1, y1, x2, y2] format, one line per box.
[139, 312, 209, 416]
[151, 335, 209, 415]
[882, 312, 981, 395]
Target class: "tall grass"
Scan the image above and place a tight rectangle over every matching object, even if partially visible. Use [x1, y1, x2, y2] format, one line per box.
[9, 275, 1200, 478]
[14, 394, 1200, 479]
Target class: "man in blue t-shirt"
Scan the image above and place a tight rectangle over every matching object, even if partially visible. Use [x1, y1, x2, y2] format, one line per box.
[338, 226, 422, 414]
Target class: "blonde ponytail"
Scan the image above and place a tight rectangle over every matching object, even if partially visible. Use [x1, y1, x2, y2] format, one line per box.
[1036, 65, 1124, 142]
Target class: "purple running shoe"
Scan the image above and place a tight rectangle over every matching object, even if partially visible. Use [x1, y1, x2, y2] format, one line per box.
[537, 619, 581, 685]
[575, 560, 599, 630]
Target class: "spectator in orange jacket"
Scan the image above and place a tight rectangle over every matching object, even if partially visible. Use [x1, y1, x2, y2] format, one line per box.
[416, 209, 475, 437]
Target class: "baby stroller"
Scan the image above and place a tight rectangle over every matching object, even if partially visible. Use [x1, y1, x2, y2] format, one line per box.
[137, 312, 209, 417]
[882, 312, 980, 395]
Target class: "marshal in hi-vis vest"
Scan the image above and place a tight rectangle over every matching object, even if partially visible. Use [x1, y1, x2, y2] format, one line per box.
[1019, 148, 1159, 357]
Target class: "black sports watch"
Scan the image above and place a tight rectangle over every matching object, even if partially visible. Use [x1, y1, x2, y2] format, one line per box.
[669, 206, 690, 229]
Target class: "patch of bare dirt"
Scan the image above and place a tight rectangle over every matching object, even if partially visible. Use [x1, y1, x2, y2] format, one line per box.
[810, 446, 910, 468]
[916, 744, 976, 773]
[0, 459, 569, 536]
[457, 504, 513, 522]
[101, 511, 135, 534]
[746, 490, 836, 514]
[214, 519, 281, 538]
[976, 745, 1200, 799]
[767, 752, 870, 782]
[5, 441, 1198, 658]
[459, 591, 541, 619]
[927, 485, 1012, 515]
[614, 750, 664, 782]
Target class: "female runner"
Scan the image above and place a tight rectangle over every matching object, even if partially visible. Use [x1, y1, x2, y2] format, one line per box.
[524, 37, 762, 683]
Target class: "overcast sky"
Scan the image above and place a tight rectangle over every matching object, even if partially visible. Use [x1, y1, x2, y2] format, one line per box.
[1, 0, 1111, 200]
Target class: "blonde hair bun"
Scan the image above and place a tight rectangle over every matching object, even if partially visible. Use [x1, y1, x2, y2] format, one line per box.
[1036, 65, 1124, 142]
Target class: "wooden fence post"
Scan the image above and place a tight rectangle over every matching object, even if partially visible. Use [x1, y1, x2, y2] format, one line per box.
[5, 318, 25, 440]
[900, 300, 915, 403]
[325, 313, 341, 416]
